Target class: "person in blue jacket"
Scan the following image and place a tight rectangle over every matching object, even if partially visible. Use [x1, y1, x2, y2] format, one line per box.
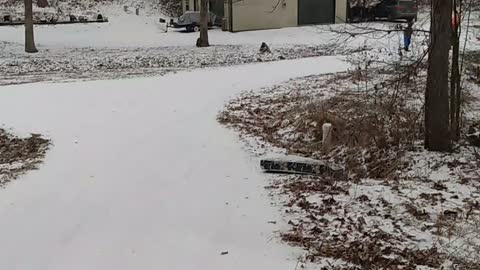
[404, 22, 414, 51]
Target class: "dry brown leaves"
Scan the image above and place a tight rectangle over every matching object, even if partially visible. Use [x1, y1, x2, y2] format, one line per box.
[218, 71, 421, 181]
[276, 175, 454, 269]
[0, 129, 50, 187]
[219, 68, 480, 268]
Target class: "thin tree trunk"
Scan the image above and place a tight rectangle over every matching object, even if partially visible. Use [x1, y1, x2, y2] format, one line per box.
[24, 0, 38, 53]
[454, 0, 463, 139]
[425, 0, 451, 151]
[197, 0, 209, 47]
[450, 0, 459, 140]
[455, 56, 461, 138]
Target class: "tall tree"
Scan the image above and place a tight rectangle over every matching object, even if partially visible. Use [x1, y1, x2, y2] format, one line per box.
[425, 0, 452, 151]
[24, 0, 38, 53]
[196, 0, 209, 47]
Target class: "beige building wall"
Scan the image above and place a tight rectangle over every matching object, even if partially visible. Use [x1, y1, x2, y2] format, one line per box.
[224, 0, 348, 32]
[230, 0, 298, 32]
[335, 0, 348, 23]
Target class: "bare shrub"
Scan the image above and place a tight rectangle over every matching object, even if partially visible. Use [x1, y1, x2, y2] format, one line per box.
[159, 0, 182, 17]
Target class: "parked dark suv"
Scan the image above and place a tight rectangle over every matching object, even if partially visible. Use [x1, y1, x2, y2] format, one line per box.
[374, 0, 417, 22]
[169, 11, 221, 32]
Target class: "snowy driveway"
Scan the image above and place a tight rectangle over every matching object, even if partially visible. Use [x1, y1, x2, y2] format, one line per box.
[0, 57, 348, 270]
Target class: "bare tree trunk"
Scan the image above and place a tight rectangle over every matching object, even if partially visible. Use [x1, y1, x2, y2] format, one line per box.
[450, 0, 459, 140]
[197, 0, 209, 47]
[455, 54, 461, 138]
[425, 0, 451, 151]
[24, 0, 38, 53]
[454, 0, 463, 139]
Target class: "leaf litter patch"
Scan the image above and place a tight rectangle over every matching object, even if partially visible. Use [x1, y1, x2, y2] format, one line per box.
[219, 70, 480, 269]
[0, 129, 50, 188]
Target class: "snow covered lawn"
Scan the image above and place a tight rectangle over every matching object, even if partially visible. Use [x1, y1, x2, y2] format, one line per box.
[0, 14, 354, 85]
[0, 14, 342, 48]
[0, 40, 340, 85]
[0, 56, 349, 270]
[0, 13, 384, 85]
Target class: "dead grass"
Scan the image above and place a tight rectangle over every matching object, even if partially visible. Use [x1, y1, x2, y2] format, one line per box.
[0, 129, 50, 187]
[218, 67, 480, 269]
[218, 70, 423, 181]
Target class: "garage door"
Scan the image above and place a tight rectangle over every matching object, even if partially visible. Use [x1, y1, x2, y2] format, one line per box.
[298, 0, 335, 25]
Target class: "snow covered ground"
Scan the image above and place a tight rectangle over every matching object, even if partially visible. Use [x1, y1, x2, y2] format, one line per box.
[218, 70, 480, 268]
[0, 3, 478, 49]
[1, 7, 478, 86]
[0, 40, 340, 85]
[0, 56, 349, 270]
[0, 13, 355, 85]
[1, 3, 480, 268]
[0, 12, 343, 48]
